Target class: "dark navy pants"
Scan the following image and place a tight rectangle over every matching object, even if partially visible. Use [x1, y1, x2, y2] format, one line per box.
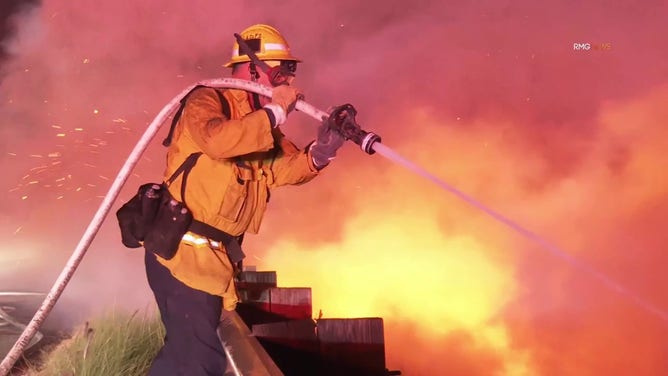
[145, 251, 227, 375]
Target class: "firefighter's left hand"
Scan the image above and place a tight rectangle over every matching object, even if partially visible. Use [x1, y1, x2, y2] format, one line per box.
[309, 119, 345, 169]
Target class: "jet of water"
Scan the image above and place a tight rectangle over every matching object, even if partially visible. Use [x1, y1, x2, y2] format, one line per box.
[371, 142, 668, 323]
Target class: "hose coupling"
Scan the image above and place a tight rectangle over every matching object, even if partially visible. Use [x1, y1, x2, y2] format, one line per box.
[325, 103, 381, 155]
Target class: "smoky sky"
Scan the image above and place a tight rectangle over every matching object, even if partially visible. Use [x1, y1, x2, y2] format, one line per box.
[1, 0, 668, 374]
[0, 0, 41, 72]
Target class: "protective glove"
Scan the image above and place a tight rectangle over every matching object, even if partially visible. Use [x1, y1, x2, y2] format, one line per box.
[263, 85, 303, 127]
[309, 117, 346, 169]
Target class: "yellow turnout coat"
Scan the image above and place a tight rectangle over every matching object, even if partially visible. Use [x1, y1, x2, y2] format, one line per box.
[157, 87, 319, 310]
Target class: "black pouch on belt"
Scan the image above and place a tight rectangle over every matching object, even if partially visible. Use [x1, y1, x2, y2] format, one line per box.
[116, 152, 202, 259]
[116, 183, 163, 248]
[143, 186, 193, 260]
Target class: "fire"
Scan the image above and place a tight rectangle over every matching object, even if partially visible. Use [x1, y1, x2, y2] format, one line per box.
[262, 212, 515, 329]
[261, 200, 532, 373]
[256, 86, 668, 374]
[259, 111, 533, 373]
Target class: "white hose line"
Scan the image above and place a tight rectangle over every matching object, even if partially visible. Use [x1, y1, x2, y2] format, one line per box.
[0, 78, 323, 375]
[215, 78, 330, 121]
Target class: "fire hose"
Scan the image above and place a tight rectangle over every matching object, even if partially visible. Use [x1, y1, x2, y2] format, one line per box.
[0, 78, 380, 375]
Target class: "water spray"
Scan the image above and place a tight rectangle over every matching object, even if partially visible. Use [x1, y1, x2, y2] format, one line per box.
[2, 78, 666, 374]
[370, 143, 668, 323]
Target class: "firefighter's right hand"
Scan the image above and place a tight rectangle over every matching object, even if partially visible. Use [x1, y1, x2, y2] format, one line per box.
[264, 85, 303, 127]
[273, 85, 302, 113]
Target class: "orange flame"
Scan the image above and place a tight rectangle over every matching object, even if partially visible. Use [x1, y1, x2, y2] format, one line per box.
[255, 86, 668, 375]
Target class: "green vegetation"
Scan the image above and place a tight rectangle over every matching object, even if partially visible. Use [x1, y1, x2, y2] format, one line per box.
[26, 310, 164, 376]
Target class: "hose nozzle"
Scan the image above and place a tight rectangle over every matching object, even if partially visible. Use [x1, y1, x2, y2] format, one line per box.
[326, 104, 381, 155]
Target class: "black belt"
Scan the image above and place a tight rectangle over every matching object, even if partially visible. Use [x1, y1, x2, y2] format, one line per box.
[189, 220, 245, 263]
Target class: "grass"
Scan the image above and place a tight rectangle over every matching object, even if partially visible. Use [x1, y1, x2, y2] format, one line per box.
[24, 310, 164, 376]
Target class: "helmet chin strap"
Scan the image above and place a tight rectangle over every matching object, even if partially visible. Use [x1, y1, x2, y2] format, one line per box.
[248, 63, 263, 110]
[249, 62, 261, 82]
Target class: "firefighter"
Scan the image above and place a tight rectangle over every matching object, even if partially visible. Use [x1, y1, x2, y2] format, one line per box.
[144, 24, 345, 375]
